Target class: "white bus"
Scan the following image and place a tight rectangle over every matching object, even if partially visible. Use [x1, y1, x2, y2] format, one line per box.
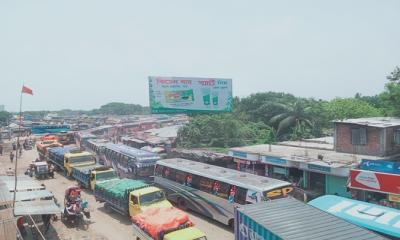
[154, 158, 294, 227]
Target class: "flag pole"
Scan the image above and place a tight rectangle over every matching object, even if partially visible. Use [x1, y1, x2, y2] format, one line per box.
[13, 86, 23, 214]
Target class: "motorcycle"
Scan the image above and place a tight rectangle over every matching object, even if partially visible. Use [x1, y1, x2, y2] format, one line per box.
[61, 200, 90, 229]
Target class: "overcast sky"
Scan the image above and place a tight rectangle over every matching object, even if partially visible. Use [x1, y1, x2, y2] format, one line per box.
[1, 1, 400, 111]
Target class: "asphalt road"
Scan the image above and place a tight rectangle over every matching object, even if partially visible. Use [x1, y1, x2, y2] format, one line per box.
[0, 140, 233, 240]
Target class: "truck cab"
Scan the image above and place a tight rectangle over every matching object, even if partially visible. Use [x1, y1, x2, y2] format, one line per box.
[89, 167, 118, 190]
[64, 151, 96, 176]
[128, 186, 172, 217]
[164, 227, 207, 240]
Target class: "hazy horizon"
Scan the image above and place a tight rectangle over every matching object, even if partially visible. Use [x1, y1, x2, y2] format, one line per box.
[1, 1, 400, 112]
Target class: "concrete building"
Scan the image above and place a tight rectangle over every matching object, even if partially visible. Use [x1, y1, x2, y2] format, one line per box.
[334, 117, 400, 157]
[229, 117, 400, 203]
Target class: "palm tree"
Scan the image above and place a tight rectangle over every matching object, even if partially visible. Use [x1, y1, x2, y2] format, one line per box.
[269, 101, 313, 138]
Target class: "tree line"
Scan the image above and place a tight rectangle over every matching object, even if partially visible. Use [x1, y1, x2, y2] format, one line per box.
[177, 66, 400, 148]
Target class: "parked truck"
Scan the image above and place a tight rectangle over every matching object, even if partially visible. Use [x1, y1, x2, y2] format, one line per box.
[94, 178, 172, 217]
[47, 145, 78, 171]
[72, 165, 118, 190]
[64, 150, 96, 177]
[37, 140, 62, 160]
[132, 207, 207, 240]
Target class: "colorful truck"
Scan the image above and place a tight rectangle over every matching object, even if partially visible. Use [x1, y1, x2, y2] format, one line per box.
[47, 145, 78, 171]
[36, 140, 62, 160]
[94, 179, 172, 217]
[72, 165, 118, 190]
[64, 151, 96, 177]
[132, 207, 207, 240]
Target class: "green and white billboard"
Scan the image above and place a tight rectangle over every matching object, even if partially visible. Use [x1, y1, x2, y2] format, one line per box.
[149, 76, 233, 114]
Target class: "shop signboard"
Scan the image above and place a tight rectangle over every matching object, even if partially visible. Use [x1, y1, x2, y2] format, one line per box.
[229, 150, 259, 162]
[360, 159, 400, 174]
[261, 156, 287, 166]
[350, 169, 400, 195]
[149, 76, 233, 113]
[308, 164, 331, 173]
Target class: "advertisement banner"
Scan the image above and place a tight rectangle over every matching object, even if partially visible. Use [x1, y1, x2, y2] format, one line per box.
[350, 169, 400, 194]
[360, 159, 400, 174]
[149, 76, 233, 113]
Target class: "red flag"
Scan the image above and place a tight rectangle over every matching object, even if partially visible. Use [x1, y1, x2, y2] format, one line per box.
[21, 85, 33, 95]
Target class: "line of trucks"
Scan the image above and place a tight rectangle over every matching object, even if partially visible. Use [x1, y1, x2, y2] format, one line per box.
[45, 144, 207, 240]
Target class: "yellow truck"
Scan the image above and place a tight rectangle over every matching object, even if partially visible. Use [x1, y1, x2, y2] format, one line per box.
[94, 179, 172, 217]
[64, 151, 96, 177]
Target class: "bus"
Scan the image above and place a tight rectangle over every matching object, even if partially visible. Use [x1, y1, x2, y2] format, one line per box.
[103, 143, 160, 180]
[75, 132, 97, 149]
[309, 195, 400, 239]
[154, 158, 294, 227]
[86, 139, 109, 164]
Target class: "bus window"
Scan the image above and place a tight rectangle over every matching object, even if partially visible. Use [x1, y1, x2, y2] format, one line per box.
[175, 170, 186, 184]
[235, 187, 247, 205]
[155, 165, 163, 176]
[198, 177, 213, 193]
[216, 182, 230, 199]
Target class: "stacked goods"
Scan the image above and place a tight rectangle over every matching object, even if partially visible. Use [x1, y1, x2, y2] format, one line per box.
[132, 207, 193, 240]
[95, 179, 149, 204]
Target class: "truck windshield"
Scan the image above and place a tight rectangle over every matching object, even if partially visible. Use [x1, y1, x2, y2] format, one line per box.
[139, 191, 165, 205]
[69, 156, 93, 164]
[96, 171, 117, 180]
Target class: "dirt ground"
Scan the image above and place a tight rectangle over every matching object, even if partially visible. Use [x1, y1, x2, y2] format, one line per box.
[0, 139, 234, 240]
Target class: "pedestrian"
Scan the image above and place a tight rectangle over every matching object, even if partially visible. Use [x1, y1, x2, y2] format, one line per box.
[0, 144, 3, 155]
[19, 147, 22, 156]
[9, 152, 14, 163]
[12, 142, 16, 151]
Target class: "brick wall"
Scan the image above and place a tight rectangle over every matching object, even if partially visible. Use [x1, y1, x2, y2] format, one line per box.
[334, 123, 383, 156]
[383, 126, 400, 155]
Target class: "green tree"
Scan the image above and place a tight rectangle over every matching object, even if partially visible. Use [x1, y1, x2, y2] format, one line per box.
[269, 100, 314, 139]
[323, 98, 382, 120]
[177, 114, 272, 148]
[0, 111, 12, 126]
[380, 66, 400, 116]
[96, 102, 149, 115]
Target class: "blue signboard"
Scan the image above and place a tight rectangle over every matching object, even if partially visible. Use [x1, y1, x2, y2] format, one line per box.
[232, 151, 247, 159]
[309, 195, 400, 238]
[360, 159, 400, 174]
[262, 156, 287, 166]
[308, 164, 331, 173]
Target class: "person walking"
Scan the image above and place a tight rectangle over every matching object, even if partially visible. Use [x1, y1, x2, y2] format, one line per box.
[10, 152, 14, 163]
[0, 144, 3, 155]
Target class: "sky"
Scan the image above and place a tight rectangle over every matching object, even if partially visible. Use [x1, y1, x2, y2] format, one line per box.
[1, 0, 400, 111]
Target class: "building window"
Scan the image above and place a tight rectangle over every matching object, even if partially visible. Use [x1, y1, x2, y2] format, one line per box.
[351, 128, 367, 145]
[394, 129, 400, 145]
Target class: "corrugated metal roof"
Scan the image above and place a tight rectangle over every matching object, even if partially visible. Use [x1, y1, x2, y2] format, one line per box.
[14, 200, 61, 216]
[0, 176, 44, 192]
[15, 190, 54, 201]
[333, 117, 400, 128]
[237, 198, 386, 240]
[0, 182, 13, 205]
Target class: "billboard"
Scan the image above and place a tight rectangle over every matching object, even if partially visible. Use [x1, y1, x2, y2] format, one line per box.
[350, 169, 400, 195]
[149, 76, 232, 113]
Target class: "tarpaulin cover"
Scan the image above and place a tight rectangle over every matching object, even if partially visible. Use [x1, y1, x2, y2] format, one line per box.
[132, 207, 193, 240]
[95, 178, 149, 199]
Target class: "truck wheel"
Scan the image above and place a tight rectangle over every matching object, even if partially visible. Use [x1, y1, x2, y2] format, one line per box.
[177, 198, 187, 211]
[228, 219, 235, 230]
